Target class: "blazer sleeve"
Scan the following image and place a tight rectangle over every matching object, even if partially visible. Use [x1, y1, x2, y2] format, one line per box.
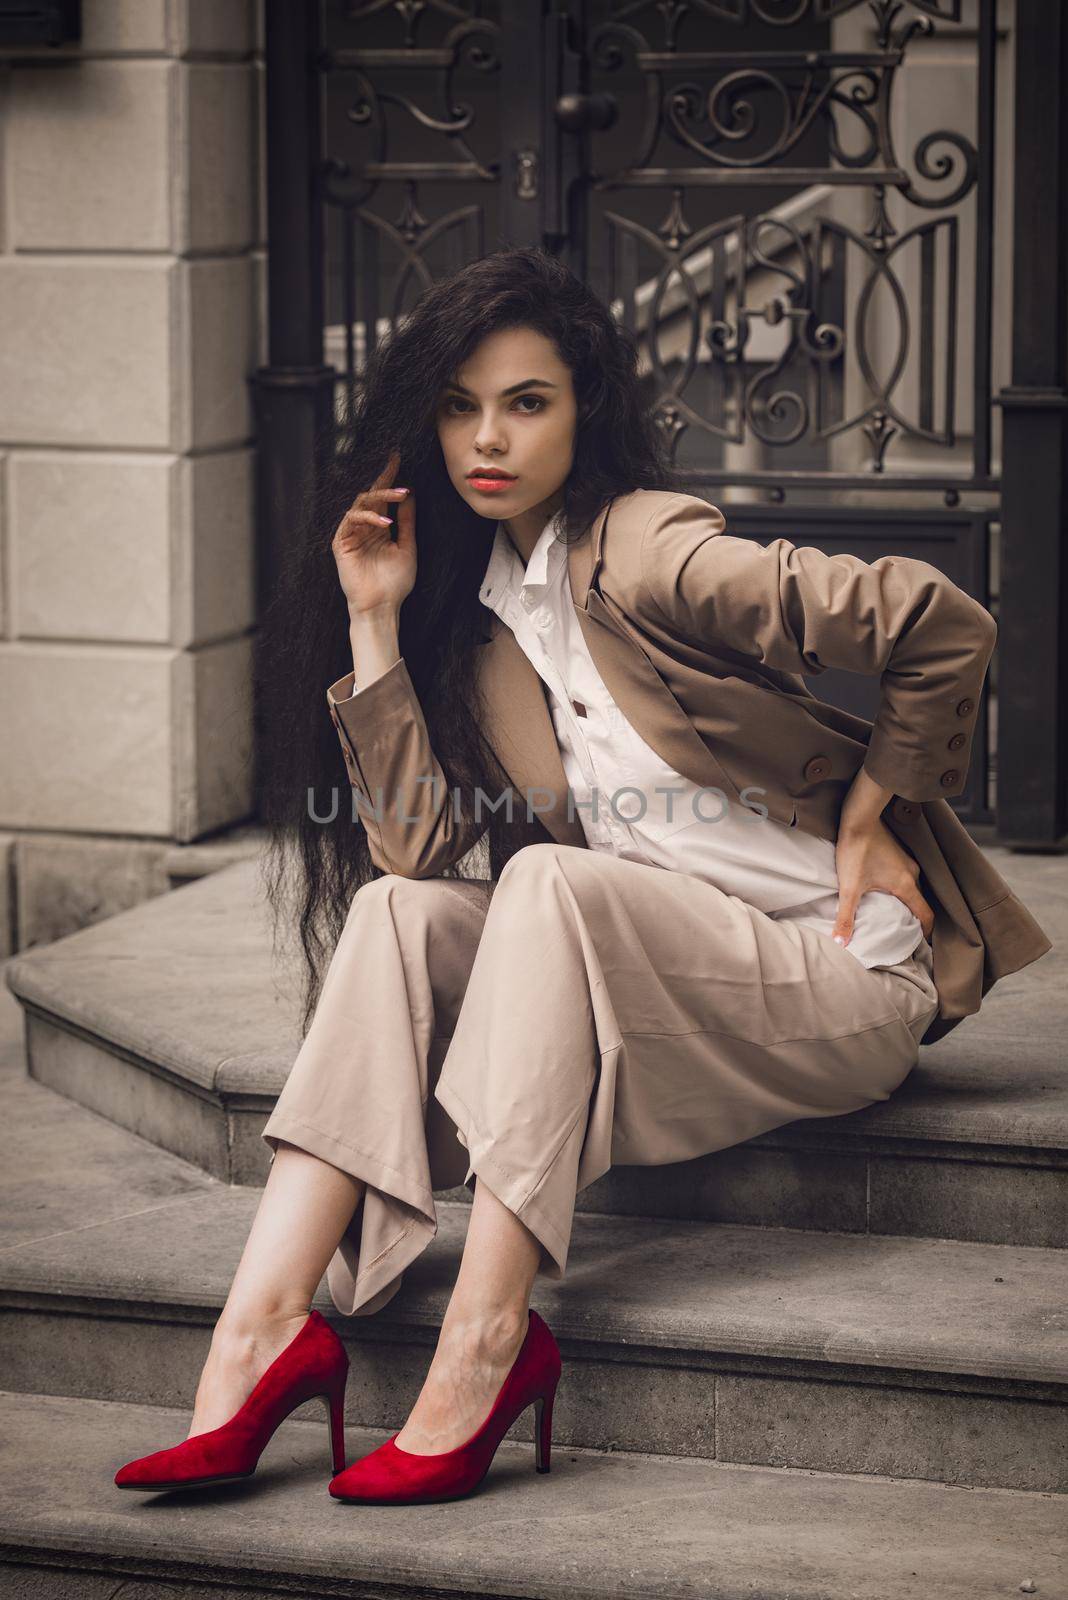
[327, 655, 489, 877]
[638, 494, 998, 804]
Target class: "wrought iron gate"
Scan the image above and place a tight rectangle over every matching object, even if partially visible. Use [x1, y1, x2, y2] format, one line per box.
[254, 0, 1068, 848]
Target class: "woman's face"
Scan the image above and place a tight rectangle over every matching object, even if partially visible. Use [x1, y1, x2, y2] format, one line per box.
[435, 326, 577, 524]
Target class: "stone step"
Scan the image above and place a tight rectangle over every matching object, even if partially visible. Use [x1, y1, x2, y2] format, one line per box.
[2, 1390, 1063, 1600]
[2, 998, 1065, 1499]
[6, 855, 1067, 1250]
[2, 1141, 1066, 1494]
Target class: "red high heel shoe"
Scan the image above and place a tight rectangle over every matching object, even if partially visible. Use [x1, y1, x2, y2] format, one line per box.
[328, 1307, 561, 1506]
[114, 1309, 349, 1492]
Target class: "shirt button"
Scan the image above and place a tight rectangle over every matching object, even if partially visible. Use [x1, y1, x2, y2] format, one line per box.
[803, 755, 831, 783]
[617, 794, 642, 819]
[956, 698, 974, 717]
[940, 768, 960, 787]
[947, 732, 966, 751]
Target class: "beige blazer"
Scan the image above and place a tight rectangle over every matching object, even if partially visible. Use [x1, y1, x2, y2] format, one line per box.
[327, 488, 1052, 1045]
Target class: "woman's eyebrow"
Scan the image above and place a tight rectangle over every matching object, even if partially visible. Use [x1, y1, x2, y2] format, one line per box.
[443, 378, 558, 399]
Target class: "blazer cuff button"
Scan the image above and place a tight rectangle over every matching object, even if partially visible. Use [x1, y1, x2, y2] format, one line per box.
[940, 768, 960, 787]
[803, 755, 831, 783]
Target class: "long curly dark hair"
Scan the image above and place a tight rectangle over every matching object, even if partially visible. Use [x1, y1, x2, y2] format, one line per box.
[257, 244, 678, 1037]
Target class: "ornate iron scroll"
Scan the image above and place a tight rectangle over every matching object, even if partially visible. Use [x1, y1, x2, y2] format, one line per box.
[584, 0, 992, 486]
[317, 0, 994, 488]
[318, 2, 505, 414]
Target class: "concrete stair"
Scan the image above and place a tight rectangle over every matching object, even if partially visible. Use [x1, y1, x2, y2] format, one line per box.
[6, 854, 1068, 1248]
[3, 1389, 1064, 1600]
[3, 1176, 1067, 1490]
[1, 839, 1065, 1595]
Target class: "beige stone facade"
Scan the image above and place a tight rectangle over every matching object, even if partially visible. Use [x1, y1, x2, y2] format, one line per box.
[0, 0, 266, 951]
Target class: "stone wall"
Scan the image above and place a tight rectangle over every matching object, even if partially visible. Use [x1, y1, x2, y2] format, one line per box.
[0, 0, 266, 951]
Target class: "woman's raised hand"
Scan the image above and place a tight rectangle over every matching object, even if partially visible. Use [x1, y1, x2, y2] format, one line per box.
[331, 449, 417, 615]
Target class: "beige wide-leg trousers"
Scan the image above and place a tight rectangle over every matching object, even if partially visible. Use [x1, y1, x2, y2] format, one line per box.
[261, 842, 939, 1319]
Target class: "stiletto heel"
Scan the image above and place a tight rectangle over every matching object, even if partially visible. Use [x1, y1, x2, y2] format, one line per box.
[533, 1387, 555, 1473]
[329, 1307, 563, 1505]
[114, 1309, 350, 1493]
[326, 1378, 348, 1474]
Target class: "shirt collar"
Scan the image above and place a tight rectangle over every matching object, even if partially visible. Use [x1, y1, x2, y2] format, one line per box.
[479, 508, 566, 610]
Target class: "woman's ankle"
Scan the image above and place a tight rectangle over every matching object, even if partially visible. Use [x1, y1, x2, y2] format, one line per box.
[211, 1303, 311, 1356]
[438, 1301, 529, 1359]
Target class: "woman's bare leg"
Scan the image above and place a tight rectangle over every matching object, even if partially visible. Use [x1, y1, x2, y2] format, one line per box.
[392, 1176, 542, 1454]
[187, 1139, 365, 1438]
[187, 1146, 544, 1456]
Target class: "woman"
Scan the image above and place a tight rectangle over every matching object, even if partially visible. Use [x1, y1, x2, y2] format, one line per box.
[114, 247, 1050, 1506]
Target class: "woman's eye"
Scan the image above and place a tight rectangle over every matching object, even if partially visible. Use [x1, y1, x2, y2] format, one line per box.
[441, 395, 545, 416]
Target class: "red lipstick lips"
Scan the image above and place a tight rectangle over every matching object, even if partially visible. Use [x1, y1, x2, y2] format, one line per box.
[467, 468, 517, 493]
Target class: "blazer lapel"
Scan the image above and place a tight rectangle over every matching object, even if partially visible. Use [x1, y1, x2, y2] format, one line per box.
[567, 502, 743, 803]
[576, 591, 742, 801]
[475, 495, 745, 849]
[475, 617, 587, 847]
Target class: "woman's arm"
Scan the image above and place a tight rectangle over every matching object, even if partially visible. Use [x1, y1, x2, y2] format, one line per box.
[328, 606, 489, 877]
[349, 603, 403, 692]
[324, 459, 489, 877]
[639, 494, 997, 805]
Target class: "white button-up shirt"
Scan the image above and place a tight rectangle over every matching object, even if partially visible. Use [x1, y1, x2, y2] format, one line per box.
[478, 510, 924, 971]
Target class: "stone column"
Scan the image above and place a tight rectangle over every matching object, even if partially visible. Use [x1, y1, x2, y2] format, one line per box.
[0, 0, 264, 947]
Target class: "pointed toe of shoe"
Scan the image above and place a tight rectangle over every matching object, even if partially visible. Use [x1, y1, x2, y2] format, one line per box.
[328, 1457, 378, 1501]
[329, 1435, 488, 1505]
[329, 1437, 408, 1502]
[113, 1437, 255, 1492]
[114, 1447, 182, 1489]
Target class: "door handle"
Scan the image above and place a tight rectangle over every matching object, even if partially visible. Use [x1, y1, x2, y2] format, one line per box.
[554, 92, 618, 133]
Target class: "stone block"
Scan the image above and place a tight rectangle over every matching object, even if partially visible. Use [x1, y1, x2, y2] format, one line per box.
[0, 451, 8, 635]
[80, 0, 170, 54]
[0, 259, 255, 453]
[9, 61, 174, 251]
[178, 0, 257, 57]
[0, 260, 174, 448]
[252, 247, 268, 368]
[180, 257, 256, 450]
[176, 448, 255, 647]
[0, 834, 14, 958]
[870, 1153, 1068, 1249]
[715, 1371, 1067, 1494]
[179, 64, 256, 252]
[24, 1012, 231, 1178]
[14, 835, 172, 949]
[0, 646, 172, 834]
[9, 451, 173, 643]
[254, 58, 266, 249]
[173, 634, 254, 841]
[576, 1143, 869, 1231]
